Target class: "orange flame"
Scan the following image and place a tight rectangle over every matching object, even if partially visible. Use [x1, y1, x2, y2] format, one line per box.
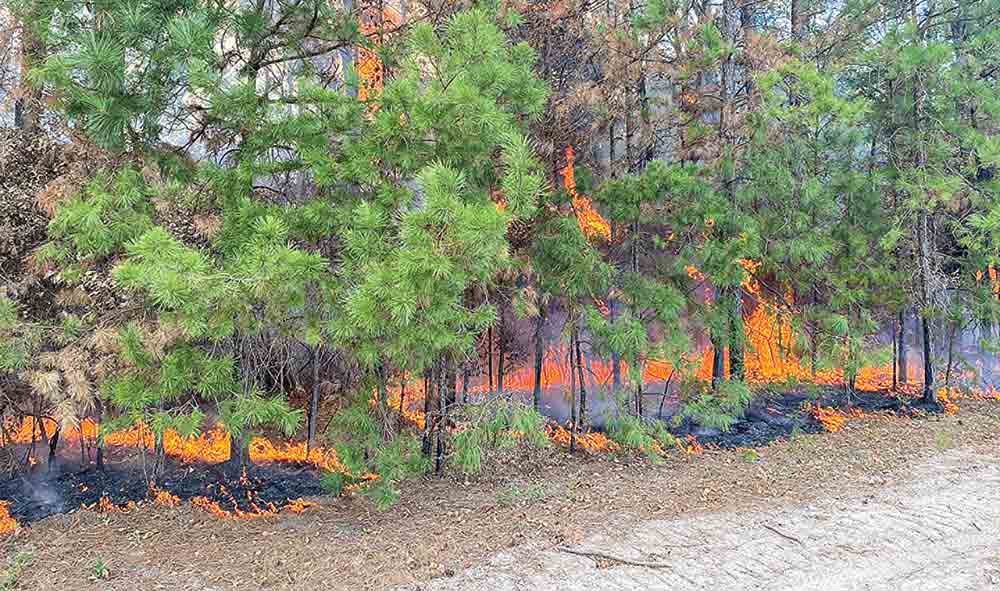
[0, 501, 17, 535]
[563, 146, 611, 242]
[5, 418, 349, 474]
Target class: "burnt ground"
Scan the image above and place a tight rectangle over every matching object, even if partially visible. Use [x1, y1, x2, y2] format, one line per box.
[0, 457, 326, 526]
[0, 385, 940, 527]
[686, 387, 936, 448]
[3, 398, 999, 591]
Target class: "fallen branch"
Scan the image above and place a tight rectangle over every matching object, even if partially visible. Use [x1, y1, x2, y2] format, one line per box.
[761, 523, 804, 546]
[557, 546, 673, 569]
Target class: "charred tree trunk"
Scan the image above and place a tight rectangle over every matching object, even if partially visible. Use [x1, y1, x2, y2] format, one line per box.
[569, 328, 578, 453]
[730, 289, 745, 381]
[435, 359, 450, 476]
[892, 318, 899, 391]
[898, 310, 908, 384]
[95, 403, 104, 470]
[376, 363, 390, 440]
[226, 433, 250, 477]
[422, 367, 434, 457]
[711, 287, 727, 388]
[575, 332, 588, 425]
[461, 362, 470, 404]
[497, 308, 506, 395]
[487, 326, 494, 393]
[47, 425, 60, 471]
[532, 306, 546, 411]
[307, 346, 321, 453]
[921, 314, 935, 403]
[397, 380, 406, 433]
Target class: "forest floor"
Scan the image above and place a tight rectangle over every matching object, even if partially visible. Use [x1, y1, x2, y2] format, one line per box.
[3, 400, 1000, 591]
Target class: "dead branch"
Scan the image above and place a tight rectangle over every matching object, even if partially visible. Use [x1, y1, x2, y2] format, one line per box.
[557, 546, 674, 569]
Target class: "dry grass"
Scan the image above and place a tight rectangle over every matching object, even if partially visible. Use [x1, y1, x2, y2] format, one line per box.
[5, 402, 1000, 591]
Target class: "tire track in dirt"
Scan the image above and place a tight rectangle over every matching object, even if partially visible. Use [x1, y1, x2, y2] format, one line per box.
[400, 449, 1000, 591]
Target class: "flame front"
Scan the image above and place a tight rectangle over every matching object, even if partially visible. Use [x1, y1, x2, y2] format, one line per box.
[563, 146, 612, 242]
[0, 501, 16, 535]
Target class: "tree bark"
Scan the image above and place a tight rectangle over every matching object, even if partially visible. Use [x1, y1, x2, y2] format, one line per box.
[497, 307, 506, 394]
[532, 306, 546, 411]
[307, 346, 321, 453]
[730, 289, 745, 381]
[421, 367, 433, 457]
[569, 328, 578, 453]
[898, 310, 908, 383]
[487, 326, 494, 392]
[575, 331, 588, 425]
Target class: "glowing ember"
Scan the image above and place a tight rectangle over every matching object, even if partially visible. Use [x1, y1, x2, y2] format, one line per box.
[0, 501, 17, 535]
[285, 498, 317, 514]
[563, 146, 611, 242]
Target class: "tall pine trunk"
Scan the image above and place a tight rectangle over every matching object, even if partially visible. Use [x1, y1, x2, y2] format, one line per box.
[897, 310, 908, 384]
[569, 327, 578, 453]
[532, 306, 546, 411]
[575, 332, 588, 425]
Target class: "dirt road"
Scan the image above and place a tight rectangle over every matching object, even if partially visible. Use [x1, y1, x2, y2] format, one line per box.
[402, 449, 1000, 590]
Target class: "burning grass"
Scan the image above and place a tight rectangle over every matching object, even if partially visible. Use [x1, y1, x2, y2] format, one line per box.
[0, 501, 17, 535]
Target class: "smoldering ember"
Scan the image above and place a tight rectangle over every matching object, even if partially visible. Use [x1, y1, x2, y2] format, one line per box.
[1, 0, 999, 589]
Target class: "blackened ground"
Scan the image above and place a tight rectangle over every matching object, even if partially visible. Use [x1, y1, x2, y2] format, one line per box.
[0, 457, 325, 525]
[683, 387, 940, 449]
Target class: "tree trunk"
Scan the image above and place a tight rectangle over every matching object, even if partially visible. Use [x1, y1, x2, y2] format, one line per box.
[307, 346, 321, 453]
[921, 314, 935, 403]
[461, 363, 469, 404]
[397, 380, 406, 433]
[898, 310, 908, 383]
[497, 309, 506, 394]
[532, 306, 546, 411]
[422, 367, 433, 457]
[575, 332, 588, 425]
[47, 425, 60, 471]
[730, 289, 745, 381]
[487, 326, 494, 392]
[569, 329, 578, 453]
[435, 359, 449, 475]
[376, 363, 390, 440]
[944, 320, 956, 387]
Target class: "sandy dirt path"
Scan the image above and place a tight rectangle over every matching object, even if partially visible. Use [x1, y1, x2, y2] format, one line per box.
[401, 449, 1000, 591]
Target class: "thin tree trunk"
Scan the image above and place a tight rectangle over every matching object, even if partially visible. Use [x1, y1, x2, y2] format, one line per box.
[376, 363, 390, 439]
[397, 380, 406, 433]
[576, 332, 587, 425]
[47, 425, 60, 471]
[307, 346, 321, 453]
[497, 308, 506, 394]
[898, 310, 908, 383]
[461, 362, 469, 404]
[487, 326, 494, 392]
[892, 317, 899, 391]
[569, 329, 578, 453]
[435, 359, 449, 475]
[532, 306, 546, 411]
[944, 320, 956, 387]
[922, 315, 935, 403]
[422, 368, 433, 457]
[730, 289, 745, 381]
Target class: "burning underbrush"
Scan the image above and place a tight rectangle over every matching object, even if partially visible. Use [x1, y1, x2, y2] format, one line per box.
[0, 456, 326, 528]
